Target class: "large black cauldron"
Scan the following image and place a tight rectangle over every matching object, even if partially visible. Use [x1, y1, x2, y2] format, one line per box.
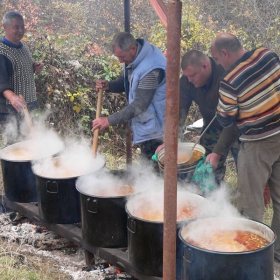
[35, 176, 81, 224]
[179, 217, 275, 280]
[0, 140, 64, 202]
[126, 191, 210, 278]
[76, 169, 138, 248]
[33, 154, 105, 224]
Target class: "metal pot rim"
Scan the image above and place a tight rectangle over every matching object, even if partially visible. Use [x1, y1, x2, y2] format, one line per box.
[179, 217, 276, 254]
[32, 154, 105, 179]
[77, 186, 136, 198]
[157, 142, 205, 167]
[75, 169, 145, 198]
[0, 140, 64, 162]
[125, 191, 210, 223]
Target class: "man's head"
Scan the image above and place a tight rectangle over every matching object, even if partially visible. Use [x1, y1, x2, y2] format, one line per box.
[210, 33, 245, 70]
[181, 50, 212, 88]
[111, 32, 138, 65]
[2, 11, 24, 45]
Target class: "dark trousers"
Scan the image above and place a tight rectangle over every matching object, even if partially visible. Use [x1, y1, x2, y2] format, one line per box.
[140, 138, 163, 173]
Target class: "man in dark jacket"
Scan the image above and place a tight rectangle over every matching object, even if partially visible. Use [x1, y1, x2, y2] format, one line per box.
[157, 50, 239, 184]
[0, 11, 44, 143]
[93, 32, 166, 167]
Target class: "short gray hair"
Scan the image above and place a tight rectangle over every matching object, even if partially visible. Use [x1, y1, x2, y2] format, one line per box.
[181, 50, 208, 70]
[111, 32, 137, 53]
[2, 11, 23, 25]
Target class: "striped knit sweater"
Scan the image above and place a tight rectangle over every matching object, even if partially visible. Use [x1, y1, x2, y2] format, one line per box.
[217, 47, 280, 141]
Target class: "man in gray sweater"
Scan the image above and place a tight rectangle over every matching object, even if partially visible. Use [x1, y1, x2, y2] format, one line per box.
[0, 11, 44, 143]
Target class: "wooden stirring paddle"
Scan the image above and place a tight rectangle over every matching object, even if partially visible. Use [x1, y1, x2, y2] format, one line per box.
[92, 89, 103, 157]
[19, 94, 35, 136]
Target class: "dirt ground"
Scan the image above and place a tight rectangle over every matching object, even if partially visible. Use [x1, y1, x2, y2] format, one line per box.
[1, 210, 280, 280]
[0, 211, 134, 280]
[274, 262, 280, 280]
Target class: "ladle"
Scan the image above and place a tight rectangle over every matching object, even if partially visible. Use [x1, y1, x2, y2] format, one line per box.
[183, 113, 217, 164]
[19, 94, 35, 136]
[92, 89, 103, 157]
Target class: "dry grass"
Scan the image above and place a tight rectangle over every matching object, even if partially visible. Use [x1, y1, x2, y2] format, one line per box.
[0, 240, 72, 280]
[224, 161, 238, 199]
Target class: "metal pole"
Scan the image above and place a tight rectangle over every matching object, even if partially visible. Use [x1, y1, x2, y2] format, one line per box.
[149, 0, 168, 29]
[124, 0, 132, 166]
[124, 0, 130, 33]
[163, 1, 182, 279]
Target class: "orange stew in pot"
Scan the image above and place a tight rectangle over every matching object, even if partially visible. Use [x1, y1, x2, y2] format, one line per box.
[177, 150, 203, 164]
[185, 230, 270, 252]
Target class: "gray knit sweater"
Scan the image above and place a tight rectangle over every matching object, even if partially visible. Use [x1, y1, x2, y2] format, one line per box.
[0, 39, 37, 114]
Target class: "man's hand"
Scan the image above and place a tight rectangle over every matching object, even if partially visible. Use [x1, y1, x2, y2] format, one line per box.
[3, 90, 27, 111]
[33, 62, 44, 74]
[155, 143, 165, 153]
[92, 117, 110, 131]
[95, 80, 109, 91]
[204, 152, 221, 169]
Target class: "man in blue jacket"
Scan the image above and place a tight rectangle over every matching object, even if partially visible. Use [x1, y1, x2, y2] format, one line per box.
[93, 32, 166, 168]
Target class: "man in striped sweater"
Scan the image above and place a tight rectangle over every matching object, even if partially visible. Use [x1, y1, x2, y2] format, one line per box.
[211, 33, 280, 261]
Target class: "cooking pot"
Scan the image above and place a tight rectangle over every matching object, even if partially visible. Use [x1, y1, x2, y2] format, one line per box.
[158, 142, 205, 168]
[32, 154, 105, 224]
[76, 169, 142, 248]
[0, 139, 64, 202]
[157, 142, 205, 181]
[179, 217, 275, 280]
[126, 190, 211, 278]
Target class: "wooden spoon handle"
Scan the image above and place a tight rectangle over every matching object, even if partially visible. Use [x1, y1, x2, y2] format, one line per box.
[19, 94, 35, 135]
[92, 89, 103, 157]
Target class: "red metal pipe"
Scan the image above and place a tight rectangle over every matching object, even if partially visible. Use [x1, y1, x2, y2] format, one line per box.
[149, 0, 168, 29]
[163, 1, 182, 279]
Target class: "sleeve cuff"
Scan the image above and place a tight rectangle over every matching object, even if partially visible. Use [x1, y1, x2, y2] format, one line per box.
[217, 114, 236, 128]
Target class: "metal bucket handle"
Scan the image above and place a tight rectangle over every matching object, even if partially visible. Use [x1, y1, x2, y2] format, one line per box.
[86, 198, 99, 214]
[183, 244, 195, 263]
[127, 215, 137, 234]
[46, 181, 59, 194]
